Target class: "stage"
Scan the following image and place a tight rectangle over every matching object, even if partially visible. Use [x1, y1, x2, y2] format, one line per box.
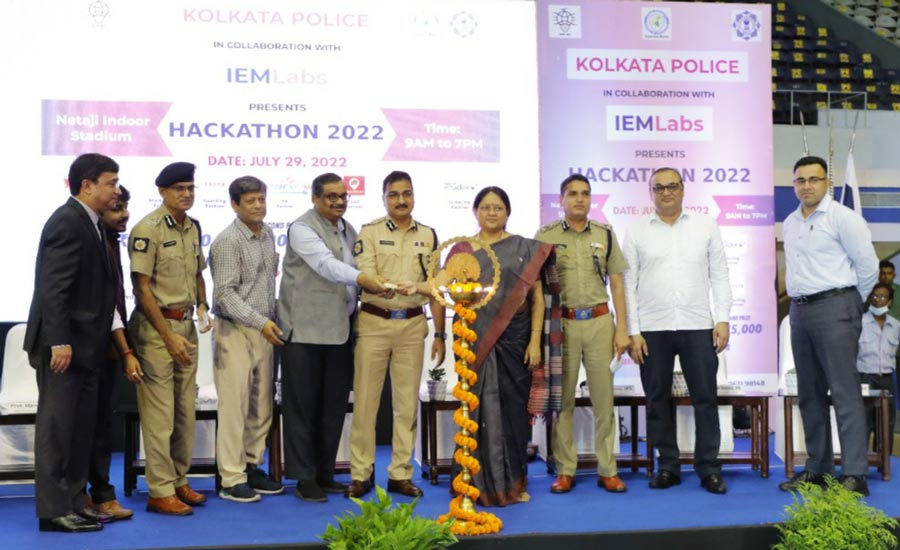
[1, 436, 898, 550]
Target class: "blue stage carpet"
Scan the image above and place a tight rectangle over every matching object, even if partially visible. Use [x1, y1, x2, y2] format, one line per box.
[1, 436, 898, 549]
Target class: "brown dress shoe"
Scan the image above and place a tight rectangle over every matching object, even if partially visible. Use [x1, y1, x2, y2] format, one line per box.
[344, 480, 372, 499]
[550, 475, 576, 493]
[599, 475, 627, 493]
[146, 495, 193, 516]
[386, 479, 423, 497]
[95, 499, 134, 521]
[175, 484, 207, 505]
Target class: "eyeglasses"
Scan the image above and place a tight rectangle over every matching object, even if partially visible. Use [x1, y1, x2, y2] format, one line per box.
[322, 193, 349, 203]
[871, 294, 891, 302]
[477, 205, 506, 214]
[651, 183, 682, 195]
[793, 176, 826, 186]
[385, 190, 414, 201]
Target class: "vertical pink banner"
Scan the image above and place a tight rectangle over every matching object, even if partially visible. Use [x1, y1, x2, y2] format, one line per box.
[536, 1, 775, 391]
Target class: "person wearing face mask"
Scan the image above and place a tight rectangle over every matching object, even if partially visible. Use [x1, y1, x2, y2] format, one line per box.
[856, 283, 899, 454]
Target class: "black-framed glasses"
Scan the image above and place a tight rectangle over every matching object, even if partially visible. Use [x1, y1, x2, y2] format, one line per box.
[651, 183, 682, 195]
[871, 294, 891, 302]
[322, 193, 349, 203]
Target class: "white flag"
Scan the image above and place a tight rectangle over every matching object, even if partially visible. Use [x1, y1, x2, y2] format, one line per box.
[841, 151, 862, 215]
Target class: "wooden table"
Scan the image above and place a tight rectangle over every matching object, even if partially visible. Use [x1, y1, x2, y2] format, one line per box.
[544, 394, 770, 478]
[544, 395, 656, 477]
[268, 402, 355, 483]
[419, 399, 461, 485]
[673, 394, 770, 478]
[420, 395, 659, 484]
[119, 405, 219, 496]
[782, 392, 891, 480]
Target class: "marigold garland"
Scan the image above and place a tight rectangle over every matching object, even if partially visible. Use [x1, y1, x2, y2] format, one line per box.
[437, 301, 503, 536]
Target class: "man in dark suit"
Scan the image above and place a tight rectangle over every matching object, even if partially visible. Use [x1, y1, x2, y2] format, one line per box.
[25, 153, 121, 532]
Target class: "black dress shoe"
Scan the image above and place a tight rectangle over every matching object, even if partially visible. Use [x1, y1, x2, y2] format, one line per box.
[77, 506, 114, 524]
[778, 470, 828, 492]
[701, 473, 727, 494]
[649, 470, 681, 489]
[318, 478, 348, 494]
[39, 513, 102, 533]
[295, 480, 328, 503]
[838, 475, 870, 497]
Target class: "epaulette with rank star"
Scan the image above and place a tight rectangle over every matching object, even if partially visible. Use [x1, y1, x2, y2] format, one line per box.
[588, 220, 612, 231]
[537, 220, 564, 233]
[362, 216, 387, 229]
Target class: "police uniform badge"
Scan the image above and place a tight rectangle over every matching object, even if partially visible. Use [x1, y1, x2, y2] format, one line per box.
[353, 240, 363, 256]
[164, 215, 176, 228]
[132, 237, 149, 252]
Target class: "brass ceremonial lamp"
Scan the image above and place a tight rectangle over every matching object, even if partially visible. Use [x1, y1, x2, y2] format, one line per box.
[428, 237, 502, 536]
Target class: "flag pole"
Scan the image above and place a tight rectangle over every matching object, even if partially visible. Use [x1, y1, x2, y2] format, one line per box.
[849, 110, 859, 156]
[827, 109, 834, 196]
[798, 110, 810, 157]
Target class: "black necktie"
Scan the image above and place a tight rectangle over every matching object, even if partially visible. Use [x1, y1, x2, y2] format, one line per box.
[98, 221, 110, 265]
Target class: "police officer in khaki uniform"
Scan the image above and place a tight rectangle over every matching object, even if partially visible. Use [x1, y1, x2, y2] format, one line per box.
[128, 162, 211, 516]
[536, 174, 630, 494]
[345, 171, 446, 499]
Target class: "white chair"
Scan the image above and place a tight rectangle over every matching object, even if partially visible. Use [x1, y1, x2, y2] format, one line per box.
[674, 351, 734, 454]
[0, 324, 37, 415]
[0, 324, 37, 473]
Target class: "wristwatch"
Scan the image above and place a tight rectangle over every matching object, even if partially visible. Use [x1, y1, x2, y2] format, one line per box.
[434, 332, 447, 340]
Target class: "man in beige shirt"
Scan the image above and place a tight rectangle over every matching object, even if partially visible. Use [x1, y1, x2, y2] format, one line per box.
[536, 174, 630, 494]
[346, 171, 446, 499]
[128, 162, 211, 515]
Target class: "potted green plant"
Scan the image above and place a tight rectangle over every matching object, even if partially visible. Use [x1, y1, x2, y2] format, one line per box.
[321, 485, 457, 550]
[773, 477, 898, 550]
[426, 366, 448, 401]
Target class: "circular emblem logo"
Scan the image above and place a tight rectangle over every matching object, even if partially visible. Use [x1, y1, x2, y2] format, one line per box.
[733, 10, 761, 41]
[643, 9, 670, 37]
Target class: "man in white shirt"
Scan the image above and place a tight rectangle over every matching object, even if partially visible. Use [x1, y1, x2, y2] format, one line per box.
[857, 283, 898, 454]
[624, 167, 732, 494]
[781, 156, 878, 497]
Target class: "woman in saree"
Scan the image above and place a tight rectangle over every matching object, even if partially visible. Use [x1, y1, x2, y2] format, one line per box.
[447, 186, 559, 507]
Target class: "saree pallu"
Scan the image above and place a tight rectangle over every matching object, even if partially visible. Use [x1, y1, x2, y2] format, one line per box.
[450, 235, 557, 507]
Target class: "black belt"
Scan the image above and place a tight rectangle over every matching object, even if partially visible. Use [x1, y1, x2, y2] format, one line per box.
[360, 303, 424, 320]
[791, 286, 856, 305]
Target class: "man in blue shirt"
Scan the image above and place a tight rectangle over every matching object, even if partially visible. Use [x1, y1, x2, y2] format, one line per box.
[780, 156, 878, 496]
[857, 283, 899, 454]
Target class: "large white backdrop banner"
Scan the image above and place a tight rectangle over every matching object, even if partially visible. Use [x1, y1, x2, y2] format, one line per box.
[537, 1, 776, 392]
[2, 0, 540, 321]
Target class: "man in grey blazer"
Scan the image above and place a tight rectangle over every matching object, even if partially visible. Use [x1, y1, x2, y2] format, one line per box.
[278, 172, 387, 502]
